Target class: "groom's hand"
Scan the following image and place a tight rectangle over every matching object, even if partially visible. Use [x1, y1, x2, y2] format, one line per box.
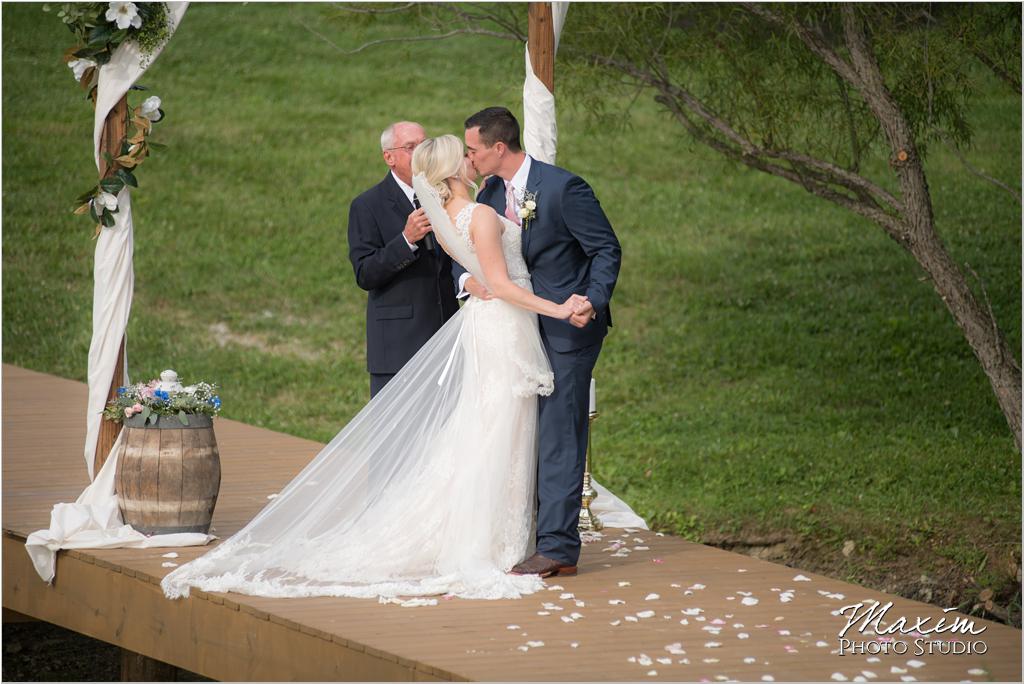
[464, 276, 494, 301]
[569, 300, 595, 328]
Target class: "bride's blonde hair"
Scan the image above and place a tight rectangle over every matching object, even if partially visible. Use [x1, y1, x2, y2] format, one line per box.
[411, 134, 476, 204]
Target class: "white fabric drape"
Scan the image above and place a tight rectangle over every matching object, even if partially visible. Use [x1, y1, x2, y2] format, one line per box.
[84, 2, 189, 479]
[26, 430, 215, 583]
[522, 2, 569, 165]
[25, 2, 213, 586]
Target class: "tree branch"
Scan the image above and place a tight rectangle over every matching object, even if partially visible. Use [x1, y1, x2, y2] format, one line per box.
[966, 45, 1022, 94]
[651, 89, 906, 240]
[742, 2, 863, 89]
[834, 70, 862, 172]
[590, 52, 904, 217]
[938, 132, 1022, 205]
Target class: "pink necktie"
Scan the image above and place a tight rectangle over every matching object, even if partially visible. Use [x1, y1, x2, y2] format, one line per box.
[504, 181, 521, 226]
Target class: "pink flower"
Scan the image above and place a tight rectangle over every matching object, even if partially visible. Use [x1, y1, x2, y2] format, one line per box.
[141, 386, 156, 399]
[132, 403, 143, 413]
[124, 407, 134, 417]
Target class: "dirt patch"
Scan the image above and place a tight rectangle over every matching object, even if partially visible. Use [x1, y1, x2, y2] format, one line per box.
[703, 530, 1022, 628]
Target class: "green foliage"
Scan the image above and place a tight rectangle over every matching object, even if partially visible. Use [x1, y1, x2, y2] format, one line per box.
[560, 3, 1020, 165]
[45, 2, 171, 66]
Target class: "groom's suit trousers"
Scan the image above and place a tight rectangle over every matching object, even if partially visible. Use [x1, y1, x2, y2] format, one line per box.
[535, 335, 603, 567]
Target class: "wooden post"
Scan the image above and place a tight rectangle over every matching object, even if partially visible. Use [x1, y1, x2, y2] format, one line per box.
[93, 94, 129, 476]
[528, 2, 555, 92]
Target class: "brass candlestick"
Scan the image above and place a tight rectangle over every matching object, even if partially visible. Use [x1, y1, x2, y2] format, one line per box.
[579, 411, 603, 532]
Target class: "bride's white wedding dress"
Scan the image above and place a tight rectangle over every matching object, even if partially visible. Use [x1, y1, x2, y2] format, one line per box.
[162, 185, 643, 602]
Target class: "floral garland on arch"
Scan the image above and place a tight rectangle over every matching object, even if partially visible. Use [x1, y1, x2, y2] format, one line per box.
[45, 2, 171, 236]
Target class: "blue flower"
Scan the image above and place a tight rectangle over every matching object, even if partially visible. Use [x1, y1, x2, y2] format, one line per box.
[116, 386, 127, 396]
[210, 396, 222, 409]
[154, 389, 170, 402]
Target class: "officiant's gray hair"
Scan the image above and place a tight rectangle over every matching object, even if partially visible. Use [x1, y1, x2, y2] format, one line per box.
[412, 134, 474, 203]
[380, 121, 421, 152]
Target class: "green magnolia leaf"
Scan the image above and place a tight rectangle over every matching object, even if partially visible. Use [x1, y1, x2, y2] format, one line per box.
[178, 411, 189, 426]
[148, 412, 158, 426]
[89, 201, 100, 223]
[116, 168, 138, 188]
[99, 177, 124, 194]
[87, 24, 113, 47]
[129, 84, 149, 91]
[140, 406, 151, 422]
[100, 210, 116, 227]
[73, 46, 100, 58]
[75, 187, 97, 203]
[102, 151, 113, 164]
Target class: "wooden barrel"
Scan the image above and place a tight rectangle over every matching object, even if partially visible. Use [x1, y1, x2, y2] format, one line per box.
[114, 413, 221, 535]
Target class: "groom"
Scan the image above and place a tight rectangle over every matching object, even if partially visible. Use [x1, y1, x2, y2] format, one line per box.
[461, 107, 621, 578]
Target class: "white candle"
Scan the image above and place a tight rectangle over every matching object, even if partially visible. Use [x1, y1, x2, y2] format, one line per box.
[589, 378, 597, 415]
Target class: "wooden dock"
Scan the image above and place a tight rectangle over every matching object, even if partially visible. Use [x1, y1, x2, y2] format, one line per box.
[3, 364, 1020, 681]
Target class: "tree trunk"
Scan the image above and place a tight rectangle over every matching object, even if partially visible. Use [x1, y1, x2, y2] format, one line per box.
[840, 6, 1022, 449]
[906, 223, 1022, 448]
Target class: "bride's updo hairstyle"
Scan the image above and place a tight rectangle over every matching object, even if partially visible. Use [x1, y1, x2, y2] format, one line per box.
[412, 134, 476, 204]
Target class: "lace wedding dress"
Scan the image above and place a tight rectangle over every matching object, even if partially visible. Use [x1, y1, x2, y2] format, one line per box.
[162, 182, 643, 602]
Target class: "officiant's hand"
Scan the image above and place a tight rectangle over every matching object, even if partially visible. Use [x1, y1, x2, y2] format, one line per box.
[569, 299, 595, 328]
[464, 276, 494, 301]
[403, 208, 433, 243]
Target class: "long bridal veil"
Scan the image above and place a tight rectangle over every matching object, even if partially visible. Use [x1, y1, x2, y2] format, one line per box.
[161, 178, 644, 602]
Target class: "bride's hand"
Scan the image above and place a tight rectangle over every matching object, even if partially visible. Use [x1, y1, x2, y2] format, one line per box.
[558, 294, 589, 319]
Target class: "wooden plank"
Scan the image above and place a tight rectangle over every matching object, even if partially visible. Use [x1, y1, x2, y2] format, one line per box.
[3, 535, 437, 682]
[3, 365, 1021, 683]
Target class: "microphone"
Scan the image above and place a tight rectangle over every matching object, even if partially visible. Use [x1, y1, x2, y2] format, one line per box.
[412, 194, 436, 252]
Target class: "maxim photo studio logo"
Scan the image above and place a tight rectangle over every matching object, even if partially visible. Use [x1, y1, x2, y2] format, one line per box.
[837, 600, 988, 656]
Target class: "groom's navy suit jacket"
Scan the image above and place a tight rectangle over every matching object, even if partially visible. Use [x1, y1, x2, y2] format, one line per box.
[348, 173, 460, 375]
[459, 158, 621, 353]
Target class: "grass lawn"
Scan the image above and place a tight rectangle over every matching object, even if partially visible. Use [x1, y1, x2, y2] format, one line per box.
[3, 3, 1020, 624]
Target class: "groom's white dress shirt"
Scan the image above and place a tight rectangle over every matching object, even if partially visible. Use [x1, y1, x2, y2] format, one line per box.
[458, 155, 534, 297]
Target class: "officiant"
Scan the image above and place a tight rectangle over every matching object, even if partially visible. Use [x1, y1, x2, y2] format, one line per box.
[347, 121, 461, 397]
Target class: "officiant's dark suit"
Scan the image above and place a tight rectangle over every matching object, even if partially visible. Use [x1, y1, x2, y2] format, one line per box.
[348, 123, 459, 397]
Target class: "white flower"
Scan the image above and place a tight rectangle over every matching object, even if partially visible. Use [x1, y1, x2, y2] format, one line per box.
[106, 2, 142, 30]
[68, 58, 96, 82]
[524, 199, 536, 211]
[139, 95, 163, 122]
[94, 191, 119, 212]
[517, 207, 531, 219]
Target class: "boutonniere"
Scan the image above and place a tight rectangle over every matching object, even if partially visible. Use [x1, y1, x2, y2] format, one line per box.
[516, 190, 538, 229]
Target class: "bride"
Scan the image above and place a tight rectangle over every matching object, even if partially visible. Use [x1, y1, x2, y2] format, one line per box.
[162, 135, 632, 602]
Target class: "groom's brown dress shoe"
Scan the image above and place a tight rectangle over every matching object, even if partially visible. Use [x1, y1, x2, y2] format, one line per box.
[510, 552, 578, 578]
